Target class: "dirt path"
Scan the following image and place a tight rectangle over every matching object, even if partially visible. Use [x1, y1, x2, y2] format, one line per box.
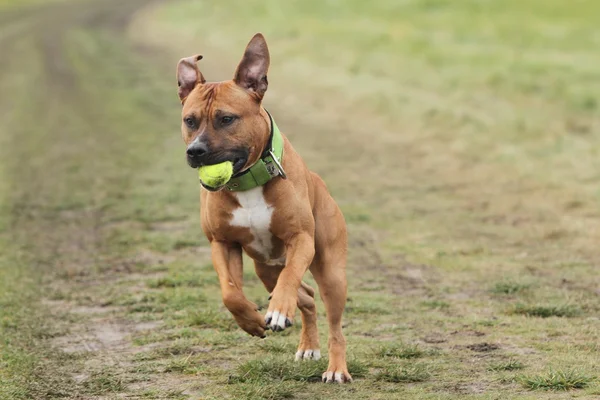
[0, 1, 208, 398]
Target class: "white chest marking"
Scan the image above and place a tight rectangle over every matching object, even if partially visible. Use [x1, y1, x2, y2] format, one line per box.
[230, 187, 274, 260]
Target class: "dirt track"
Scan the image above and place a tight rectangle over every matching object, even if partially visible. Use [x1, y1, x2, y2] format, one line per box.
[0, 1, 204, 398]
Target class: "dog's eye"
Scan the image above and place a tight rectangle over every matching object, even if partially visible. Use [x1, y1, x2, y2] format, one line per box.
[220, 116, 235, 126]
[184, 117, 196, 129]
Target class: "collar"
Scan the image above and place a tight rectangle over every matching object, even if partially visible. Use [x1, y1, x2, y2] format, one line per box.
[225, 111, 286, 191]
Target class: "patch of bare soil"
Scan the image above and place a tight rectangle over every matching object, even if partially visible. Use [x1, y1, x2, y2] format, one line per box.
[466, 342, 500, 352]
[421, 335, 447, 344]
[349, 227, 438, 296]
[446, 381, 489, 395]
[53, 317, 129, 354]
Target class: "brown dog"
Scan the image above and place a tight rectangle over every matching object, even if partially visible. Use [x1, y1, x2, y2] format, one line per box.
[176, 33, 351, 383]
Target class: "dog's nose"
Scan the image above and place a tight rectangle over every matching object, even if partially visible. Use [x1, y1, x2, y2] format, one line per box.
[186, 142, 208, 158]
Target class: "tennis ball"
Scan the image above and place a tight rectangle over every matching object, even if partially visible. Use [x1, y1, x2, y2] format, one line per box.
[198, 161, 234, 189]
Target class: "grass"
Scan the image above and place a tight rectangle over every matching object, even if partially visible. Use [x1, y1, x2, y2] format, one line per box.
[82, 369, 126, 395]
[375, 364, 431, 383]
[375, 342, 425, 359]
[229, 381, 304, 400]
[257, 340, 296, 354]
[1, 0, 600, 399]
[163, 355, 199, 374]
[147, 275, 201, 288]
[184, 309, 237, 329]
[520, 369, 595, 391]
[491, 280, 531, 295]
[420, 299, 451, 310]
[0, 0, 67, 10]
[511, 303, 581, 318]
[229, 357, 368, 383]
[488, 358, 525, 372]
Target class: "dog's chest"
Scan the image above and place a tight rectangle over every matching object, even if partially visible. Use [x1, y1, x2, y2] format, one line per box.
[230, 187, 281, 263]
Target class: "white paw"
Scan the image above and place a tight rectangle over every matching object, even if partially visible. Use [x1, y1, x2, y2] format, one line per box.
[295, 349, 321, 361]
[322, 370, 352, 383]
[265, 310, 291, 331]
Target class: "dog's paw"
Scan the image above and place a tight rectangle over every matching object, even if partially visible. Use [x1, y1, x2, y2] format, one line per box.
[322, 362, 352, 383]
[233, 309, 268, 338]
[265, 293, 297, 331]
[295, 348, 321, 361]
[264, 309, 293, 331]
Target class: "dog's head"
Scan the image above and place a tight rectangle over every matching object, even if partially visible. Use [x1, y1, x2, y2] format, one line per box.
[176, 34, 271, 173]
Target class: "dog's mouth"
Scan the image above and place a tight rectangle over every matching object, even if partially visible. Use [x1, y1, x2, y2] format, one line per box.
[200, 182, 224, 192]
[196, 155, 248, 192]
[232, 157, 247, 175]
[188, 150, 248, 170]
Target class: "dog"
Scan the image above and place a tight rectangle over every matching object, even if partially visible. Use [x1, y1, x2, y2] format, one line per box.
[176, 33, 351, 383]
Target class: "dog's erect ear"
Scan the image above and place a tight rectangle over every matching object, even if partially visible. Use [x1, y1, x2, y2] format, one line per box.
[234, 33, 270, 100]
[177, 55, 205, 102]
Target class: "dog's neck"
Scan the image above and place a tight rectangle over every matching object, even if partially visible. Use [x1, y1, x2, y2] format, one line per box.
[224, 109, 286, 192]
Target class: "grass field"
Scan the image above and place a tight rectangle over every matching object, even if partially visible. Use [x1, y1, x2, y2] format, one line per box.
[1, 0, 599, 399]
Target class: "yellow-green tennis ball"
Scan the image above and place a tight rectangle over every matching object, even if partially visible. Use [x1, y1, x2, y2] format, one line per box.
[198, 161, 234, 188]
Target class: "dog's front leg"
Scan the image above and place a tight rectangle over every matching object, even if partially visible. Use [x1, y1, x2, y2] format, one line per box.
[266, 233, 315, 331]
[211, 240, 267, 338]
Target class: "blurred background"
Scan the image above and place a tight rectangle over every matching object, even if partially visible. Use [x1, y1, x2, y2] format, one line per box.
[0, 0, 599, 399]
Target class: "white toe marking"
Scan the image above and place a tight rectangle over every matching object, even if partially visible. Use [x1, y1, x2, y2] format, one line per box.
[334, 372, 343, 383]
[296, 349, 320, 361]
[275, 313, 286, 329]
[267, 310, 287, 330]
[324, 371, 334, 382]
[270, 311, 280, 329]
[265, 311, 273, 323]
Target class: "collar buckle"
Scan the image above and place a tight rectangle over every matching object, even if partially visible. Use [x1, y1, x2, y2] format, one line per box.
[223, 110, 285, 192]
[266, 150, 287, 179]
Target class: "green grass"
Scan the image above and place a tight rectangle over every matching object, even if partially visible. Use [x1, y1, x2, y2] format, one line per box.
[163, 355, 200, 374]
[375, 363, 431, 383]
[511, 303, 581, 318]
[488, 358, 525, 372]
[257, 340, 296, 354]
[229, 381, 304, 400]
[184, 309, 237, 329]
[491, 280, 531, 295]
[520, 369, 595, 391]
[139, 389, 188, 399]
[82, 369, 126, 395]
[0, 0, 66, 10]
[375, 342, 425, 359]
[2, 0, 600, 399]
[229, 357, 368, 384]
[420, 299, 451, 310]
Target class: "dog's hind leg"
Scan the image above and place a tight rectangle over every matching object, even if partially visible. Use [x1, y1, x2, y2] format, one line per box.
[254, 261, 282, 295]
[309, 179, 351, 383]
[310, 246, 351, 382]
[254, 262, 320, 359]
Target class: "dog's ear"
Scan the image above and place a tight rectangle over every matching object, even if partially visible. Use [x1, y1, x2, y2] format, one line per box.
[177, 55, 205, 102]
[234, 33, 270, 100]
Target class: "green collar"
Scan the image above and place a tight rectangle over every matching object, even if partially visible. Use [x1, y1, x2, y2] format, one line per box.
[226, 111, 286, 191]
